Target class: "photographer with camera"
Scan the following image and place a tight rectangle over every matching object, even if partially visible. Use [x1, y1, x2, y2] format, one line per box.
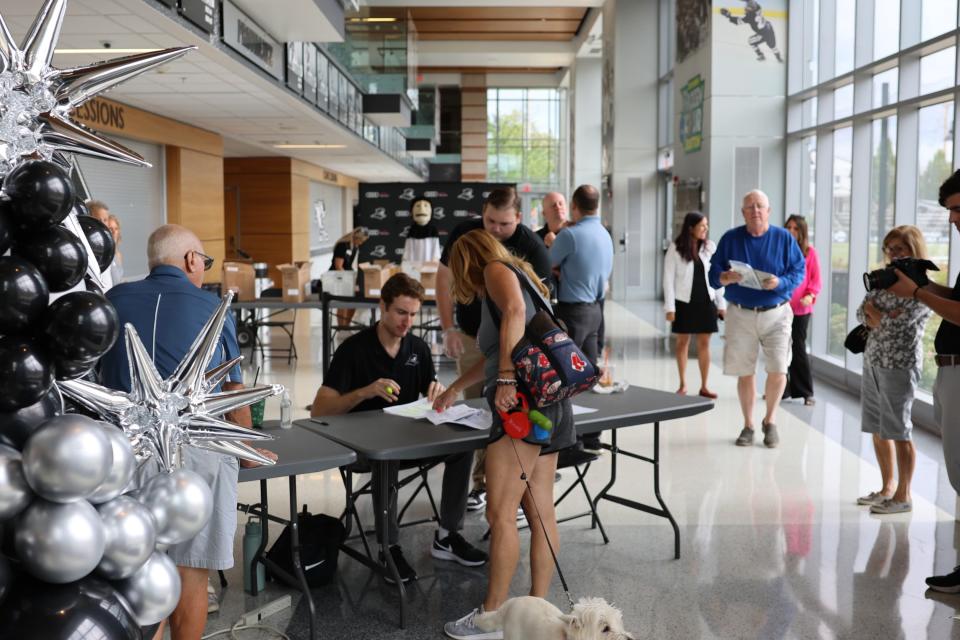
[886, 170, 960, 590]
[855, 226, 932, 515]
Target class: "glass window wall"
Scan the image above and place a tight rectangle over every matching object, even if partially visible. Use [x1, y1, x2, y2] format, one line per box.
[874, 0, 901, 60]
[868, 116, 898, 272]
[829, 127, 853, 358]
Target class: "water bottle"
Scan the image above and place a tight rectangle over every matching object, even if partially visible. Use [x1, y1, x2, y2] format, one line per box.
[242, 516, 266, 594]
[280, 389, 293, 429]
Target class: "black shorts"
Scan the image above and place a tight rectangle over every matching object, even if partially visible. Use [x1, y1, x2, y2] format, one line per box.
[485, 386, 576, 454]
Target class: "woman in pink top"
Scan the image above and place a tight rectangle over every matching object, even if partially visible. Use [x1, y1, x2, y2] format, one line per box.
[785, 215, 820, 405]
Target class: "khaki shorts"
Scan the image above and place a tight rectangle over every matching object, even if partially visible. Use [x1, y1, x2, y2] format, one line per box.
[723, 302, 793, 376]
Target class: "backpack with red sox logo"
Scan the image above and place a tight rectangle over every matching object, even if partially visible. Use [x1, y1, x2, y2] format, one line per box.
[486, 264, 600, 408]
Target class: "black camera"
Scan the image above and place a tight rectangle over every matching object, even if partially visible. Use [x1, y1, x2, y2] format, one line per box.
[863, 257, 939, 291]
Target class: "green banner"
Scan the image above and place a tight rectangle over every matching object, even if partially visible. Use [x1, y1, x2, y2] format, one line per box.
[680, 75, 704, 153]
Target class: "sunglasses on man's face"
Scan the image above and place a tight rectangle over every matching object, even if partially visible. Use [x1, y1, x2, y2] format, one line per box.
[185, 250, 215, 271]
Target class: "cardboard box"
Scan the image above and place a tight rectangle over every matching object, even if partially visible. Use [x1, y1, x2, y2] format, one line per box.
[401, 260, 440, 300]
[320, 270, 356, 297]
[221, 262, 255, 301]
[359, 262, 400, 299]
[277, 261, 312, 302]
[420, 263, 438, 301]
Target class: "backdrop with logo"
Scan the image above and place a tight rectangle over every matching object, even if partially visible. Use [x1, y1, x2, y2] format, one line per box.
[355, 182, 515, 263]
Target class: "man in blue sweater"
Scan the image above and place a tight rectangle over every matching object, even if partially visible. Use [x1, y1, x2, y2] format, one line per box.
[709, 190, 805, 448]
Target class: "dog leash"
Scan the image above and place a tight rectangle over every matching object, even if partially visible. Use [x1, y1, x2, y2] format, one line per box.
[508, 436, 577, 611]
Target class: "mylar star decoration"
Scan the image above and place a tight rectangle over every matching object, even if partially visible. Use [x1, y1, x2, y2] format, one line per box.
[58, 292, 282, 472]
[0, 0, 194, 177]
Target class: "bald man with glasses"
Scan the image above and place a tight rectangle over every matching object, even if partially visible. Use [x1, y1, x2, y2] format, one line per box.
[99, 224, 276, 640]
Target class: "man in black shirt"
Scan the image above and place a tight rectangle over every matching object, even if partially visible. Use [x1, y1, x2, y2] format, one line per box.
[437, 187, 551, 510]
[311, 273, 486, 583]
[536, 191, 568, 248]
[888, 169, 960, 592]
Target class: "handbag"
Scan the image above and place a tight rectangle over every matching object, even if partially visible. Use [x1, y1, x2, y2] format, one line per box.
[486, 264, 600, 407]
[844, 324, 869, 354]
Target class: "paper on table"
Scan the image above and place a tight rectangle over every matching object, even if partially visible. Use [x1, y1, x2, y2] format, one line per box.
[572, 404, 598, 415]
[383, 398, 491, 429]
[382, 397, 433, 419]
[728, 260, 774, 290]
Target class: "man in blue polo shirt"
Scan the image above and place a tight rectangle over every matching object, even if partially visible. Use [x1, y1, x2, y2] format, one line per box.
[551, 185, 613, 454]
[709, 190, 805, 449]
[100, 224, 276, 640]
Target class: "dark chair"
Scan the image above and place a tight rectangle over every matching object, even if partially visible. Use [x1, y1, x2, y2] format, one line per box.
[482, 446, 608, 542]
[339, 458, 444, 561]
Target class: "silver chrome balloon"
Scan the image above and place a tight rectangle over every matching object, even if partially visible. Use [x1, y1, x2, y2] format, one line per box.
[114, 551, 181, 626]
[96, 495, 156, 580]
[0, 444, 32, 520]
[22, 414, 112, 502]
[87, 422, 135, 504]
[0, 0, 194, 178]
[139, 468, 212, 545]
[15, 498, 104, 583]
[58, 293, 280, 472]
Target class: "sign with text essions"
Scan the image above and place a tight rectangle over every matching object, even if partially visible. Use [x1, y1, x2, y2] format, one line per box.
[356, 182, 514, 264]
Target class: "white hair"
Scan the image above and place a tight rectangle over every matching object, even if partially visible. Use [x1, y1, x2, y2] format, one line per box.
[742, 189, 770, 207]
[147, 224, 201, 269]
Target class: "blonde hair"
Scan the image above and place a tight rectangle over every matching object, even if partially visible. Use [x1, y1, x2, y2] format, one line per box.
[338, 227, 369, 246]
[447, 229, 549, 305]
[884, 225, 928, 259]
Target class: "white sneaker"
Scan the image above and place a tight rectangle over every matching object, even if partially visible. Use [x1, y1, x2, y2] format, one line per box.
[207, 578, 219, 614]
[444, 607, 503, 639]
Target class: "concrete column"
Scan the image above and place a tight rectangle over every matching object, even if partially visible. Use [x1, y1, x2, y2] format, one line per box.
[570, 57, 603, 192]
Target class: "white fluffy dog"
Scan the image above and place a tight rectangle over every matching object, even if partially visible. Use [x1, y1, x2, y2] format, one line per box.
[474, 596, 635, 640]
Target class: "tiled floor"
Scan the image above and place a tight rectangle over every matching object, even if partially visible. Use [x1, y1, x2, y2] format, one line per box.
[195, 302, 960, 639]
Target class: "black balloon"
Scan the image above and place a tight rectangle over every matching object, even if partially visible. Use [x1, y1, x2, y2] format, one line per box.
[76, 216, 115, 273]
[0, 386, 62, 449]
[0, 575, 140, 640]
[3, 161, 75, 232]
[54, 357, 99, 382]
[0, 204, 14, 256]
[13, 225, 88, 292]
[0, 257, 49, 335]
[0, 337, 54, 412]
[0, 554, 11, 608]
[44, 291, 119, 365]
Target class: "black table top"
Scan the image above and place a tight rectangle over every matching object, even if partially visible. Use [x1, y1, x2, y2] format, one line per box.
[570, 386, 713, 435]
[237, 422, 357, 482]
[297, 385, 713, 461]
[232, 299, 323, 310]
[299, 411, 488, 461]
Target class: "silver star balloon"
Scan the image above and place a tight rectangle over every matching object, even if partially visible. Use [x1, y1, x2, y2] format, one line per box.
[58, 292, 282, 472]
[0, 0, 194, 176]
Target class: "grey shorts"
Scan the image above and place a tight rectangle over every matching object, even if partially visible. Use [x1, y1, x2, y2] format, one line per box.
[135, 446, 239, 570]
[486, 387, 576, 454]
[861, 364, 918, 441]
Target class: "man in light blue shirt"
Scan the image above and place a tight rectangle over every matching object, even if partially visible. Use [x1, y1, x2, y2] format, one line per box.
[550, 184, 613, 368]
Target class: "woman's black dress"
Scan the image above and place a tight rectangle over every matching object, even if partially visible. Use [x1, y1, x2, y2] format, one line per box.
[672, 258, 718, 334]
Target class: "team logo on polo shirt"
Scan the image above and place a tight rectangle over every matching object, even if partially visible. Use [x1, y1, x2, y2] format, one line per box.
[405, 353, 419, 366]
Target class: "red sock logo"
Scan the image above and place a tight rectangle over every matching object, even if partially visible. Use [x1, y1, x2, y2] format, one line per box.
[570, 352, 587, 372]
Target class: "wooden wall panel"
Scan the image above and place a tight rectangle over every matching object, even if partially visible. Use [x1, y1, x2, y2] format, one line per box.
[290, 174, 311, 237]
[166, 147, 225, 281]
[461, 90, 487, 106]
[461, 146, 488, 162]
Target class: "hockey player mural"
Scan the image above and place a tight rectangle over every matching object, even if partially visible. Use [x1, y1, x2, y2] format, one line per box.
[720, 1, 783, 62]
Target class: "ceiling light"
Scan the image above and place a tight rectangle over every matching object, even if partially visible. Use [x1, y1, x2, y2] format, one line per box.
[348, 17, 397, 23]
[273, 144, 347, 149]
[56, 48, 161, 54]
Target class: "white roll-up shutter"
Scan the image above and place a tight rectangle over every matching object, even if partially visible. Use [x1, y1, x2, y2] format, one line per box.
[75, 136, 166, 281]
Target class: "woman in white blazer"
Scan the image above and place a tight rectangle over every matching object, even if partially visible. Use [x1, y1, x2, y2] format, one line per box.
[663, 212, 725, 397]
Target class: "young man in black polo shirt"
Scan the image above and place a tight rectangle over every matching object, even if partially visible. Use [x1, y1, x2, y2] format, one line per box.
[888, 169, 960, 592]
[311, 273, 486, 583]
[436, 187, 552, 511]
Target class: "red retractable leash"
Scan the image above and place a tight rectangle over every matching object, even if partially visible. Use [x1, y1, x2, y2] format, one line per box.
[497, 390, 576, 611]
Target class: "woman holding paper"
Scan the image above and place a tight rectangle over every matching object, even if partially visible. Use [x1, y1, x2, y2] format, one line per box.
[663, 212, 726, 397]
[433, 229, 574, 639]
[784, 215, 821, 405]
